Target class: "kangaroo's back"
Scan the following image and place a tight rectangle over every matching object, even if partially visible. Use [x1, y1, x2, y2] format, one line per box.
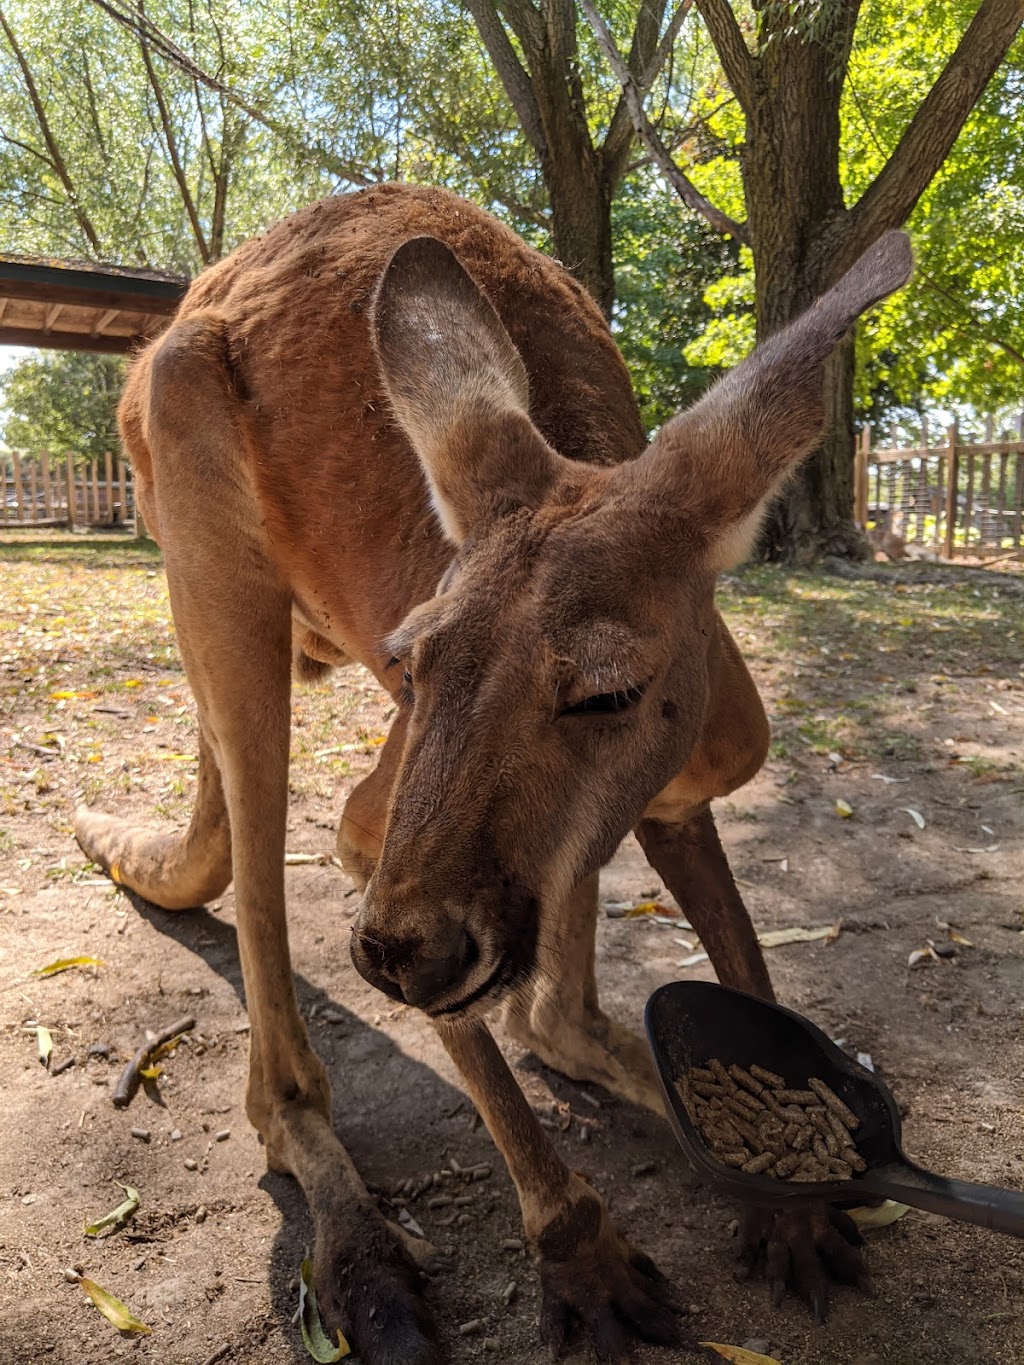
[120, 183, 645, 663]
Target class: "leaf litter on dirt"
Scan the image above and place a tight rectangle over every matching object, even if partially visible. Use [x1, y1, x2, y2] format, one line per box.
[84, 1183, 140, 1237]
[33, 955, 104, 977]
[678, 922, 840, 968]
[298, 1256, 351, 1361]
[900, 807, 926, 829]
[700, 1345, 781, 1364]
[74, 1274, 152, 1334]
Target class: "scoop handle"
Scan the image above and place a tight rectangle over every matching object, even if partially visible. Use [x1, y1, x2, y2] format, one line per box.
[859, 1158, 1024, 1237]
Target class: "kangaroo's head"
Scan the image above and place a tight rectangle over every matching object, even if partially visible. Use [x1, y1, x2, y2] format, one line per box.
[349, 231, 913, 1016]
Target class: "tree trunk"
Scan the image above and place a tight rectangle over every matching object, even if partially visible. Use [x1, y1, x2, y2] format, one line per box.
[542, 149, 615, 315]
[741, 11, 866, 563]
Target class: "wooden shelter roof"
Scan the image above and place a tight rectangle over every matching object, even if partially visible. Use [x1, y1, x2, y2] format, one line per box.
[0, 254, 188, 354]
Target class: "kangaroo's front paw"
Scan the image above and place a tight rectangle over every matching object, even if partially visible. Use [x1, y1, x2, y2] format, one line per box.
[736, 1202, 872, 1324]
[534, 1178, 689, 1361]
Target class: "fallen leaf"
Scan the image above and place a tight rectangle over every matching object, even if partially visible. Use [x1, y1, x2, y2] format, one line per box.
[677, 950, 710, 968]
[901, 807, 926, 829]
[908, 946, 940, 968]
[78, 1277, 152, 1334]
[624, 900, 675, 918]
[33, 955, 104, 978]
[948, 929, 974, 947]
[299, 1256, 351, 1361]
[139, 1064, 163, 1081]
[835, 799, 854, 818]
[848, 1200, 911, 1229]
[700, 1345, 781, 1364]
[871, 773, 910, 784]
[757, 922, 841, 948]
[84, 1183, 140, 1237]
[36, 1025, 53, 1068]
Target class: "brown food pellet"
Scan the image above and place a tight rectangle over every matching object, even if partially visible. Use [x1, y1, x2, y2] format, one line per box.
[829, 1158, 853, 1178]
[783, 1123, 800, 1146]
[724, 1095, 763, 1123]
[808, 1077, 860, 1130]
[742, 1152, 776, 1175]
[708, 1058, 738, 1092]
[773, 1153, 801, 1178]
[728, 1065, 764, 1097]
[775, 1089, 818, 1106]
[792, 1126, 812, 1152]
[718, 1150, 750, 1168]
[749, 1065, 786, 1088]
[812, 1135, 831, 1164]
[692, 1081, 728, 1099]
[825, 1132, 840, 1157]
[689, 1067, 718, 1085]
[827, 1111, 854, 1147]
[843, 1148, 867, 1173]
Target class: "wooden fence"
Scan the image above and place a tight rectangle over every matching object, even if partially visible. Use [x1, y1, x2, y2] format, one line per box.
[855, 418, 1024, 560]
[0, 451, 134, 529]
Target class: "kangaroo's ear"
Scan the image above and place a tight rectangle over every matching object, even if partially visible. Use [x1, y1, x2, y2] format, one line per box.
[372, 236, 566, 543]
[646, 230, 914, 566]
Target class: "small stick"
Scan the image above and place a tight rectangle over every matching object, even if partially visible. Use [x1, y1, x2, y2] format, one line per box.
[113, 1015, 196, 1109]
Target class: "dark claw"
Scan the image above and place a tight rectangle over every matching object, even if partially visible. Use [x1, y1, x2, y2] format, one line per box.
[737, 1202, 872, 1325]
[315, 1208, 441, 1365]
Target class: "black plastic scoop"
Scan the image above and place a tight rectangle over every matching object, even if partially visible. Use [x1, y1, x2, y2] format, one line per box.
[645, 980, 1024, 1236]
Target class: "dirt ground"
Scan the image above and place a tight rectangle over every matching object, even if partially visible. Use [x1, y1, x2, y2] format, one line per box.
[1, 531, 1022, 1365]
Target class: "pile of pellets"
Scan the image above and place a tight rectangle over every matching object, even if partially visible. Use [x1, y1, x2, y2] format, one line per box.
[676, 1059, 867, 1182]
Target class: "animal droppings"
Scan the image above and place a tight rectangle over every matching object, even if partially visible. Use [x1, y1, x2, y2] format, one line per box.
[676, 1059, 867, 1182]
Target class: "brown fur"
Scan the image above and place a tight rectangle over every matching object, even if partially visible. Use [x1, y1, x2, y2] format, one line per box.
[76, 185, 911, 1362]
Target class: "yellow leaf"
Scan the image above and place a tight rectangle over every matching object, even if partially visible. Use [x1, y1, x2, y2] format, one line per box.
[139, 1064, 163, 1081]
[835, 799, 854, 818]
[154, 753, 197, 762]
[701, 1345, 782, 1364]
[299, 1256, 351, 1360]
[78, 1277, 152, 1334]
[84, 1183, 140, 1237]
[949, 929, 974, 947]
[848, 1200, 911, 1229]
[122, 679, 143, 688]
[624, 900, 674, 918]
[34, 955, 104, 977]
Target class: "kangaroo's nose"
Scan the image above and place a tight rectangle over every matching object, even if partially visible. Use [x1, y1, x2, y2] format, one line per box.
[350, 920, 478, 1009]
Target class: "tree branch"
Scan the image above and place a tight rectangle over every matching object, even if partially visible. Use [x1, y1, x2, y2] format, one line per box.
[694, 0, 756, 116]
[464, 0, 546, 155]
[581, 0, 748, 242]
[602, 0, 673, 181]
[136, 10, 211, 264]
[847, 0, 1024, 259]
[88, 0, 376, 186]
[0, 5, 103, 252]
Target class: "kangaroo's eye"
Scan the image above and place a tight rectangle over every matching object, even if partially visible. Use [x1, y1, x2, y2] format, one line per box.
[561, 683, 647, 717]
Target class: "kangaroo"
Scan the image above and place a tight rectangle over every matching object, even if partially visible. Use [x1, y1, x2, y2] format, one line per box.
[75, 184, 912, 1362]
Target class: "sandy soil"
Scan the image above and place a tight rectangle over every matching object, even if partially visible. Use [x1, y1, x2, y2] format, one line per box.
[1, 533, 1021, 1365]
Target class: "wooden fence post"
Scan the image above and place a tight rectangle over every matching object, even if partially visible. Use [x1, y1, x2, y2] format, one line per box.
[943, 424, 959, 560]
[118, 458, 127, 527]
[40, 451, 52, 519]
[854, 425, 870, 527]
[104, 450, 114, 524]
[65, 454, 76, 529]
[11, 451, 24, 523]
